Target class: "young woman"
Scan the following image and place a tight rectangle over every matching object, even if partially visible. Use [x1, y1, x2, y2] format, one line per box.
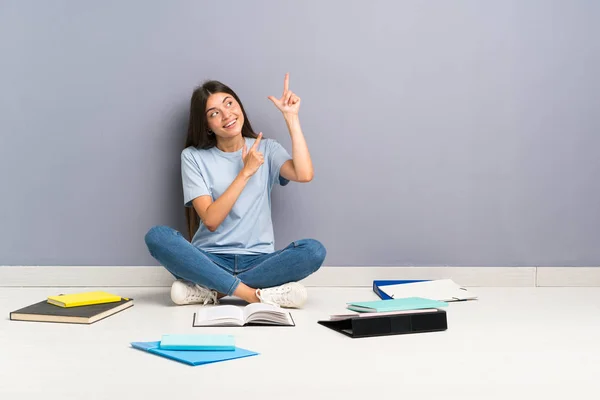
[144, 73, 326, 308]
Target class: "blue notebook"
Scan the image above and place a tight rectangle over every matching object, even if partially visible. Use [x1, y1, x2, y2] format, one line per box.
[131, 341, 258, 366]
[346, 297, 448, 312]
[159, 334, 235, 351]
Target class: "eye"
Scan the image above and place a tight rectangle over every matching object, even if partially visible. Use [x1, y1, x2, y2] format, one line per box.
[210, 111, 218, 117]
[226, 101, 232, 107]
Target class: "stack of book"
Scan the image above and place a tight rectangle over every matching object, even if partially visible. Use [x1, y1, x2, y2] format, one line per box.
[9, 291, 133, 324]
[318, 279, 477, 338]
[131, 334, 258, 366]
[318, 297, 449, 338]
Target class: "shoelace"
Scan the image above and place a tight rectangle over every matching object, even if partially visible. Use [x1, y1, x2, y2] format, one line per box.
[186, 284, 219, 305]
[257, 286, 290, 307]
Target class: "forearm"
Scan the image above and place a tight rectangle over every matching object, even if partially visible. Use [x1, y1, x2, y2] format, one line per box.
[204, 172, 251, 231]
[284, 114, 313, 181]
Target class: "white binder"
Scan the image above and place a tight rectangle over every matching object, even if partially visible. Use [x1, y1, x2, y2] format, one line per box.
[378, 279, 477, 302]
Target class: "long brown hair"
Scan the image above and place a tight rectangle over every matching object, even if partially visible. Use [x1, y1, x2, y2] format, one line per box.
[184, 80, 258, 241]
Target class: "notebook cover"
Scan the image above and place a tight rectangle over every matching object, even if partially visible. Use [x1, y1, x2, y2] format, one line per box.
[347, 297, 448, 312]
[318, 309, 448, 338]
[159, 334, 236, 351]
[131, 341, 258, 366]
[373, 280, 429, 300]
[10, 298, 134, 324]
[47, 291, 123, 307]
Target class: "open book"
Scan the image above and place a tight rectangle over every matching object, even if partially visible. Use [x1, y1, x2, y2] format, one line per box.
[193, 303, 295, 327]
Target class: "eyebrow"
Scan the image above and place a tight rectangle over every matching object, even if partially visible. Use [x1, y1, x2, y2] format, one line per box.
[206, 96, 232, 114]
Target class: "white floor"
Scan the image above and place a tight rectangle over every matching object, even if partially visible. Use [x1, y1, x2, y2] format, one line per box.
[2, 286, 600, 399]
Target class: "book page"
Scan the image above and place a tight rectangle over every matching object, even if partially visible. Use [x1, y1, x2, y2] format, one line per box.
[242, 303, 283, 321]
[243, 303, 293, 325]
[330, 309, 439, 321]
[194, 305, 244, 325]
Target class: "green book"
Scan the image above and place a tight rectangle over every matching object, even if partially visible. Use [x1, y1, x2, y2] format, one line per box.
[346, 297, 448, 313]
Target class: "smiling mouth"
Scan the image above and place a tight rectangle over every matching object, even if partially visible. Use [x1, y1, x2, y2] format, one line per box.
[223, 119, 237, 129]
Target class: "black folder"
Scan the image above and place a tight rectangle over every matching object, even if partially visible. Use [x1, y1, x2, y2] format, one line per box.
[318, 309, 447, 338]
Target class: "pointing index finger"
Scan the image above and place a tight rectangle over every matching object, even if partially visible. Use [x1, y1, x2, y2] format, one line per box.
[283, 73, 289, 93]
[251, 132, 263, 151]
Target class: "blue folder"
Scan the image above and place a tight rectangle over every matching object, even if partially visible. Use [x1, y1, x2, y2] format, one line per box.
[159, 334, 235, 351]
[373, 280, 430, 300]
[131, 341, 258, 366]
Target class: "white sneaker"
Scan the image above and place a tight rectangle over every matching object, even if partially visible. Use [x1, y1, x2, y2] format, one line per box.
[170, 279, 219, 306]
[256, 282, 307, 308]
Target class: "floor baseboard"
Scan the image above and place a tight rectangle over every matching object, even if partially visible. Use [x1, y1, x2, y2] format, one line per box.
[535, 267, 600, 287]
[1, 265, 598, 287]
[0, 265, 562, 287]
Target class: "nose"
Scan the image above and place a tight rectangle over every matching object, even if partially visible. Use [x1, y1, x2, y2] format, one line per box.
[222, 109, 231, 120]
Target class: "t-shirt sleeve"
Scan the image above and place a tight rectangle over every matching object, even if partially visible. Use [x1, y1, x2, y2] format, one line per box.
[267, 139, 292, 188]
[181, 149, 211, 207]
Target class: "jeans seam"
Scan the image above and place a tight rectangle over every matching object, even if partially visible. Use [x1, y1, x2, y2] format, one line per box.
[226, 277, 241, 296]
[238, 249, 286, 276]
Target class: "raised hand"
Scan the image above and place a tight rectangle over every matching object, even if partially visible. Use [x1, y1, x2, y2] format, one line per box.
[241, 132, 264, 178]
[268, 73, 300, 115]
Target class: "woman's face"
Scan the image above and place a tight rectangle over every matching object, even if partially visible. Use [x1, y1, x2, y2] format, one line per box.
[205, 92, 245, 138]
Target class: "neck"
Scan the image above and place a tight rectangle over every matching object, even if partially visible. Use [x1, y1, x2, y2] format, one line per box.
[216, 134, 244, 152]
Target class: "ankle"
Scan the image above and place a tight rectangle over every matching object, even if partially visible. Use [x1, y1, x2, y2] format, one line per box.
[248, 291, 260, 303]
[233, 283, 260, 303]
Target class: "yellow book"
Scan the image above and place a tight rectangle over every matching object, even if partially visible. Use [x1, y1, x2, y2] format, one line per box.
[47, 291, 122, 308]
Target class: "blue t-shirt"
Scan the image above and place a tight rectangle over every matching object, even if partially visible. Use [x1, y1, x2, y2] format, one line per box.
[181, 137, 291, 254]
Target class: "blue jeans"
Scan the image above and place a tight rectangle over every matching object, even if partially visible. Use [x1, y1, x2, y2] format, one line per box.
[144, 225, 326, 296]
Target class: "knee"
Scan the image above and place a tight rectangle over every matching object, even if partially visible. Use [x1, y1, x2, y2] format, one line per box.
[297, 239, 327, 271]
[144, 225, 175, 250]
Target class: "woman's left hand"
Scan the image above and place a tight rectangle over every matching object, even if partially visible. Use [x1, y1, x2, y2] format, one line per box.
[268, 73, 300, 116]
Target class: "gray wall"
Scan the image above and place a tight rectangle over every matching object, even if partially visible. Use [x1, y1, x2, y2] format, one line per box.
[1, 0, 599, 267]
